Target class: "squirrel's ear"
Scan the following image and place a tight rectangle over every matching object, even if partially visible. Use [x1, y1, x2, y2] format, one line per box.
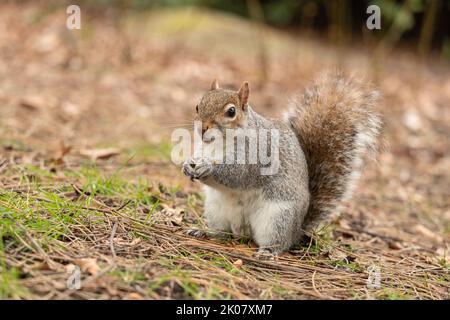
[210, 79, 219, 91]
[238, 81, 249, 110]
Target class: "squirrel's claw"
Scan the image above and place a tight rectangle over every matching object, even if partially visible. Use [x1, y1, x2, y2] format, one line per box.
[253, 248, 279, 261]
[182, 159, 196, 180]
[182, 158, 213, 181]
[194, 158, 213, 179]
[187, 228, 231, 241]
[187, 228, 207, 238]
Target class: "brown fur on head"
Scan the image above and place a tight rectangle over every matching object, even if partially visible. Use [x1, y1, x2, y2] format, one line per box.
[195, 79, 250, 136]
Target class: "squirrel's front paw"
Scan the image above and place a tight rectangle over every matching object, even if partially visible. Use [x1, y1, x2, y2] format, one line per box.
[182, 158, 213, 181]
[182, 158, 197, 180]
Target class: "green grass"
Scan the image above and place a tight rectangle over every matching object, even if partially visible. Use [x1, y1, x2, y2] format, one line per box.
[437, 256, 450, 270]
[330, 260, 363, 272]
[0, 160, 194, 298]
[0, 266, 30, 299]
[0, 228, 31, 299]
[109, 269, 147, 284]
[0, 154, 448, 300]
[379, 289, 414, 300]
[1, 162, 167, 253]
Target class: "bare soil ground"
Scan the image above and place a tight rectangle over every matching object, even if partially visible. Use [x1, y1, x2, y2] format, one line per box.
[0, 3, 449, 299]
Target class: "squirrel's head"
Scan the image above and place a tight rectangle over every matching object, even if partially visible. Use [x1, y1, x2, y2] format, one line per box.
[195, 79, 250, 137]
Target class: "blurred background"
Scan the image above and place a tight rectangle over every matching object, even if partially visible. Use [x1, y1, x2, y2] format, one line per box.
[0, 0, 448, 189]
[78, 0, 450, 58]
[0, 0, 449, 300]
[1, 0, 448, 144]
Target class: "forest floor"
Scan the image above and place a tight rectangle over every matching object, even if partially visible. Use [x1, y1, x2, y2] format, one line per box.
[0, 2, 449, 299]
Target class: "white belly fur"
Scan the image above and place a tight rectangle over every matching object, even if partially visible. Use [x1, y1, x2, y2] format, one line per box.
[203, 185, 293, 242]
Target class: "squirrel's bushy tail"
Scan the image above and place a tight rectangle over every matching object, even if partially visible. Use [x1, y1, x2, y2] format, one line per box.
[286, 72, 382, 234]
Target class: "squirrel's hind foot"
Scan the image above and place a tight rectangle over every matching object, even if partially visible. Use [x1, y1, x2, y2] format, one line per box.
[187, 228, 207, 238]
[253, 248, 279, 261]
[187, 228, 229, 240]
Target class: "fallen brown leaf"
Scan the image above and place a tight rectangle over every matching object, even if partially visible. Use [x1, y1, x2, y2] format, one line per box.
[79, 148, 121, 161]
[233, 259, 243, 269]
[65, 263, 76, 272]
[327, 248, 349, 261]
[412, 224, 443, 243]
[19, 95, 46, 111]
[160, 203, 184, 226]
[125, 293, 143, 300]
[75, 258, 100, 276]
[52, 141, 72, 164]
[61, 101, 81, 117]
[388, 241, 403, 250]
[114, 237, 142, 246]
[338, 219, 352, 230]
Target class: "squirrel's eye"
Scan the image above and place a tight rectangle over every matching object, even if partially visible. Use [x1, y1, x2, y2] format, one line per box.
[225, 106, 236, 118]
[196, 105, 199, 113]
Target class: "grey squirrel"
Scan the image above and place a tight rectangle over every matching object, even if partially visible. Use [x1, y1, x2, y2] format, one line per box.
[182, 73, 382, 257]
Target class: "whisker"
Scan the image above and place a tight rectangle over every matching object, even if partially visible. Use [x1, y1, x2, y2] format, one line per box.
[157, 124, 195, 129]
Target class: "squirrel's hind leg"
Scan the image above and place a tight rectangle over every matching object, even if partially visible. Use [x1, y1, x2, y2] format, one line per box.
[249, 200, 298, 256]
[189, 185, 239, 241]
